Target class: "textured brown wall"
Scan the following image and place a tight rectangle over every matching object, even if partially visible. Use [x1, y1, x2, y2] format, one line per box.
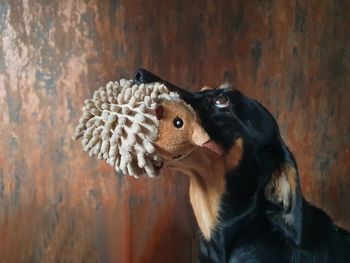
[0, 0, 349, 262]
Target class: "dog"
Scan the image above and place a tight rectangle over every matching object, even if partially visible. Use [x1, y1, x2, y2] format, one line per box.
[134, 69, 350, 262]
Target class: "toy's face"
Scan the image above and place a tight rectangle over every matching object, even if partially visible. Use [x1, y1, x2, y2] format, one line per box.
[154, 101, 211, 162]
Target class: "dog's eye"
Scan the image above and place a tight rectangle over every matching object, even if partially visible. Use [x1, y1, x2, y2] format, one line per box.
[173, 117, 184, 128]
[214, 94, 230, 108]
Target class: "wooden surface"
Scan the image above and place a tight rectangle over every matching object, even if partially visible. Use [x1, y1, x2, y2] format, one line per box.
[0, 0, 349, 262]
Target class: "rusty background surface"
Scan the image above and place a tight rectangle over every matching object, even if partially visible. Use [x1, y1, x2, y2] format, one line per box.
[0, 0, 349, 262]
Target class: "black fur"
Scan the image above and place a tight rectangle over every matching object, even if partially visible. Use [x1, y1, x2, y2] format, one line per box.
[189, 87, 350, 263]
[134, 70, 350, 263]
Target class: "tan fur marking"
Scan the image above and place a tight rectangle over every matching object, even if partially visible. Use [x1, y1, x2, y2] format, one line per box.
[167, 138, 244, 240]
[284, 164, 297, 194]
[167, 148, 226, 240]
[224, 138, 244, 171]
[265, 163, 298, 219]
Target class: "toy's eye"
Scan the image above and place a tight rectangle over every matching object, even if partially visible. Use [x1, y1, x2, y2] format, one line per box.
[173, 117, 184, 128]
[214, 94, 230, 108]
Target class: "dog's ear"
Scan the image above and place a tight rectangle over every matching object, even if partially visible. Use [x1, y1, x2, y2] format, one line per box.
[264, 148, 303, 246]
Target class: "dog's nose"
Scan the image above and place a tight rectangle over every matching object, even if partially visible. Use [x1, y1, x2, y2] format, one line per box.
[133, 71, 143, 84]
[133, 68, 196, 104]
[134, 69, 161, 84]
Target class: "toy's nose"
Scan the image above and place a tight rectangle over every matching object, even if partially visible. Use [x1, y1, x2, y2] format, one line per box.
[133, 68, 198, 104]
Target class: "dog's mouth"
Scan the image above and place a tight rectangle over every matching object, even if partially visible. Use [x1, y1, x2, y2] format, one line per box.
[202, 140, 224, 155]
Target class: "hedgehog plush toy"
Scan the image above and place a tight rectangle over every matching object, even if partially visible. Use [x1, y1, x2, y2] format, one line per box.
[73, 79, 211, 177]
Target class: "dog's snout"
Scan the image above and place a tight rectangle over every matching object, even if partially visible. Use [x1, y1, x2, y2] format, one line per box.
[133, 69, 196, 104]
[133, 68, 162, 84]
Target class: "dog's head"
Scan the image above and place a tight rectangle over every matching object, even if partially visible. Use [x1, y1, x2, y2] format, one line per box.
[134, 69, 304, 246]
[189, 85, 303, 245]
[190, 84, 279, 152]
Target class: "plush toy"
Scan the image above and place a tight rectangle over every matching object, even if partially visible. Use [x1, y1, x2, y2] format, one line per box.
[72, 79, 210, 177]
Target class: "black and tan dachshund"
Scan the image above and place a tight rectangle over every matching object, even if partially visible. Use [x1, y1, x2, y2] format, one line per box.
[134, 69, 350, 263]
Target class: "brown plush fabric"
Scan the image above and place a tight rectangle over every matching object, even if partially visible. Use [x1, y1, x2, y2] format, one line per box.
[155, 101, 210, 162]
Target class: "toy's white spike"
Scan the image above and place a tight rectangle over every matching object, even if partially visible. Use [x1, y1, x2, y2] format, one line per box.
[73, 79, 171, 177]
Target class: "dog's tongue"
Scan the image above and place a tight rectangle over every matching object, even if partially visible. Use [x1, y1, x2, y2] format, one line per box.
[202, 140, 224, 155]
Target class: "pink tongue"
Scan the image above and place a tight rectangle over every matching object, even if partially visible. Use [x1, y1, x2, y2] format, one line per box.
[202, 141, 224, 155]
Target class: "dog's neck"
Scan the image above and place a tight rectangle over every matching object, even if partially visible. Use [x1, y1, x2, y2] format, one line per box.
[167, 148, 226, 240]
[187, 154, 226, 240]
[167, 140, 244, 240]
